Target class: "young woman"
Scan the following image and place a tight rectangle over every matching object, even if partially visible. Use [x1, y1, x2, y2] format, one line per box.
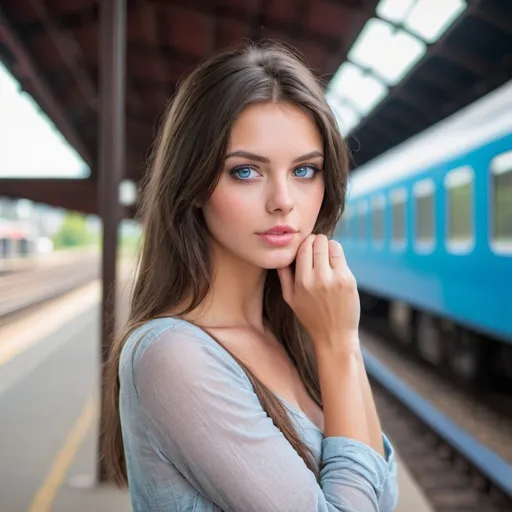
[103, 43, 399, 511]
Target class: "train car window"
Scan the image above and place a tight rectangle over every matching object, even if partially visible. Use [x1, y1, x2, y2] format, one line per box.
[357, 201, 368, 242]
[445, 166, 473, 253]
[390, 188, 407, 249]
[491, 150, 512, 254]
[413, 179, 435, 251]
[372, 195, 385, 246]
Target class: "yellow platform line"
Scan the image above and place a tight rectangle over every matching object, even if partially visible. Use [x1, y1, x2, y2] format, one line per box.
[27, 396, 96, 512]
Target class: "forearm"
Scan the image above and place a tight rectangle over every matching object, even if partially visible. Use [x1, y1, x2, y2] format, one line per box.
[356, 351, 385, 457]
[316, 341, 371, 445]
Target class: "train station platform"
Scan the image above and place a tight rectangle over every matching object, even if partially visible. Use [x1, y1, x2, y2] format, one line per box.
[0, 272, 434, 512]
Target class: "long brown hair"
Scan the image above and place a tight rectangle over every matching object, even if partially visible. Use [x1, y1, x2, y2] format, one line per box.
[102, 41, 349, 485]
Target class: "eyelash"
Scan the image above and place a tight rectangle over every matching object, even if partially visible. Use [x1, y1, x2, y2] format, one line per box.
[230, 164, 322, 181]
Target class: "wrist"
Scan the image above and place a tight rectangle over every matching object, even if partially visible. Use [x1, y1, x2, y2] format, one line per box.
[313, 332, 361, 359]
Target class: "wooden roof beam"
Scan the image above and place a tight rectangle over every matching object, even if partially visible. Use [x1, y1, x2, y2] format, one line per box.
[470, 3, 512, 35]
[0, 6, 93, 166]
[411, 69, 459, 97]
[148, 0, 348, 54]
[348, 133, 391, 168]
[354, 120, 402, 147]
[16, 4, 97, 36]
[0, 178, 97, 214]
[394, 88, 441, 125]
[28, 0, 97, 112]
[0, 177, 137, 219]
[435, 44, 491, 77]
[140, 3, 169, 99]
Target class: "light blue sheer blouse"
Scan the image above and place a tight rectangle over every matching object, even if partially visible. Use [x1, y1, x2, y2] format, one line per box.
[119, 317, 399, 511]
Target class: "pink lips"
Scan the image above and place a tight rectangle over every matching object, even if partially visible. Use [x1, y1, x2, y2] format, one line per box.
[257, 225, 297, 247]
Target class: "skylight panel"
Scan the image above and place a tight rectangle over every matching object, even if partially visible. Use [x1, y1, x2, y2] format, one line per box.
[328, 61, 388, 114]
[328, 62, 358, 98]
[332, 62, 363, 94]
[404, 0, 466, 42]
[381, 30, 426, 83]
[348, 18, 426, 85]
[376, 0, 415, 24]
[346, 73, 388, 114]
[348, 19, 390, 71]
[327, 95, 361, 134]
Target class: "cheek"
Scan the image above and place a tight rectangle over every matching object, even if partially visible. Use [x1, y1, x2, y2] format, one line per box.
[203, 184, 256, 231]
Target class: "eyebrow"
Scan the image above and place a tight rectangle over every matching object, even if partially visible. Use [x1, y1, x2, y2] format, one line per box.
[225, 150, 324, 164]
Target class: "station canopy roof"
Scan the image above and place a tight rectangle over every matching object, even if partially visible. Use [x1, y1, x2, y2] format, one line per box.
[0, 0, 510, 215]
[334, 0, 512, 166]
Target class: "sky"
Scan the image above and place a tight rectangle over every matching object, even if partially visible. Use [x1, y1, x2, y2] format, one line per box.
[0, 62, 89, 178]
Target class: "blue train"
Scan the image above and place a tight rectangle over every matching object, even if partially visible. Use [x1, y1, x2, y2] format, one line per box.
[336, 80, 512, 382]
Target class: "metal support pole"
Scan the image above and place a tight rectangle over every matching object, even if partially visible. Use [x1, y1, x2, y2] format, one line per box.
[97, 0, 126, 483]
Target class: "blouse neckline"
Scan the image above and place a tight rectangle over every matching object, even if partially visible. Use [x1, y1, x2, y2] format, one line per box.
[151, 316, 325, 435]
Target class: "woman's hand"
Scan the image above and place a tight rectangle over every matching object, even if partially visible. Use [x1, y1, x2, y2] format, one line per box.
[277, 234, 360, 353]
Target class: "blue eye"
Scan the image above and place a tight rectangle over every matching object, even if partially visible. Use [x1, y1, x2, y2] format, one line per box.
[231, 167, 259, 180]
[293, 165, 318, 179]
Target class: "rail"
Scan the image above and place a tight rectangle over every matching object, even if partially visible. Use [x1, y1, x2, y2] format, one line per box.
[0, 252, 99, 318]
[363, 348, 512, 500]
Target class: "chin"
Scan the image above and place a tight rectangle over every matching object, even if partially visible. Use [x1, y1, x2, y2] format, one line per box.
[256, 249, 297, 270]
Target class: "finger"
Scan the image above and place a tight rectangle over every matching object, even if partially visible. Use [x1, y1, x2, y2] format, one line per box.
[328, 240, 346, 270]
[295, 234, 315, 282]
[277, 266, 294, 303]
[313, 234, 331, 279]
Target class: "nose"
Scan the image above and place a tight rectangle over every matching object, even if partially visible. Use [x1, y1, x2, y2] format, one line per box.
[265, 175, 294, 214]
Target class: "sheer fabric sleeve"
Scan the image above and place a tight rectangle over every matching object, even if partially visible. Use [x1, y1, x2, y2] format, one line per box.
[133, 323, 397, 512]
[379, 435, 399, 511]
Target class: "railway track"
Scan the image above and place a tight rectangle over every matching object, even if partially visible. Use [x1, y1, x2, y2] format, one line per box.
[0, 251, 100, 323]
[362, 331, 512, 511]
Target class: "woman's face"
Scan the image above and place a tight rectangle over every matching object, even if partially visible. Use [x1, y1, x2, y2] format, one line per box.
[201, 101, 325, 270]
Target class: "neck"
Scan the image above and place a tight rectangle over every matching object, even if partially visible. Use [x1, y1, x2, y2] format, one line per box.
[185, 238, 267, 332]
